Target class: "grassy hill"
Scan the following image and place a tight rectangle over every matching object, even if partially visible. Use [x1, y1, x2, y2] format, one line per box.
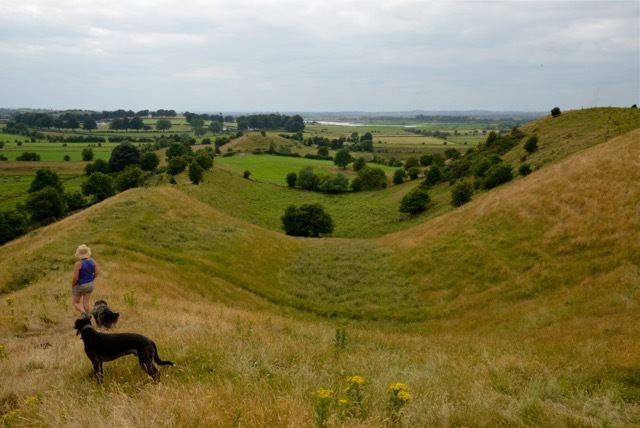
[220, 133, 310, 154]
[0, 126, 638, 425]
[504, 107, 640, 169]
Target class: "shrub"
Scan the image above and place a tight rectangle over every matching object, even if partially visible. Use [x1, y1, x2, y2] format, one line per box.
[65, 191, 86, 211]
[393, 168, 407, 185]
[334, 148, 352, 168]
[524, 135, 538, 153]
[399, 188, 430, 215]
[281, 204, 334, 237]
[420, 154, 433, 166]
[519, 163, 532, 176]
[108, 142, 140, 172]
[167, 156, 188, 175]
[551, 107, 561, 117]
[140, 152, 160, 171]
[353, 157, 366, 172]
[318, 174, 349, 194]
[243, 170, 251, 179]
[422, 165, 442, 187]
[85, 158, 109, 176]
[26, 187, 66, 223]
[483, 163, 513, 189]
[188, 161, 204, 184]
[81, 148, 94, 161]
[0, 210, 29, 244]
[286, 172, 297, 188]
[297, 166, 318, 190]
[407, 167, 421, 180]
[403, 157, 419, 170]
[451, 182, 473, 207]
[194, 152, 214, 170]
[115, 165, 145, 191]
[16, 152, 40, 161]
[63, 155, 70, 161]
[353, 166, 387, 190]
[82, 172, 115, 201]
[317, 146, 329, 157]
[444, 148, 461, 159]
[166, 142, 191, 159]
[29, 169, 62, 193]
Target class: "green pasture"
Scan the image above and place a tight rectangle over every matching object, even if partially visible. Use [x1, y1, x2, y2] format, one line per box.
[215, 153, 397, 185]
[0, 141, 117, 161]
[179, 167, 456, 238]
[0, 162, 86, 211]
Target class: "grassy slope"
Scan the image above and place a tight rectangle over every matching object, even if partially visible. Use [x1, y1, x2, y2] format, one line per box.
[0, 130, 638, 426]
[221, 133, 311, 154]
[504, 107, 640, 168]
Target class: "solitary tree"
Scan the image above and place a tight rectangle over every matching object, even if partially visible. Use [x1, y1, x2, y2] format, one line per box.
[109, 142, 140, 172]
[82, 148, 94, 161]
[518, 163, 532, 176]
[286, 172, 297, 188]
[399, 188, 430, 215]
[281, 204, 334, 237]
[551, 107, 561, 117]
[156, 119, 172, 130]
[188, 161, 204, 184]
[523, 135, 538, 153]
[334, 148, 352, 168]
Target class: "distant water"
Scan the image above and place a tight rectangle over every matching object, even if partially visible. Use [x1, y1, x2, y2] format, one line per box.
[314, 121, 416, 128]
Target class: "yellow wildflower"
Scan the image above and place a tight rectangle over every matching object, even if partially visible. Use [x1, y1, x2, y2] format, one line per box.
[346, 375, 365, 385]
[397, 390, 412, 402]
[314, 388, 333, 399]
[338, 398, 349, 406]
[388, 382, 408, 393]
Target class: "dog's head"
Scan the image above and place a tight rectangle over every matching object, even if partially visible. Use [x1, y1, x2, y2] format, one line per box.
[102, 311, 120, 329]
[93, 299, 108, 308]
[74, 316, 92, 336]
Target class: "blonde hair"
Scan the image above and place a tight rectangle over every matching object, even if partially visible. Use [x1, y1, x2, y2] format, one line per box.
[75, 244, 92, 259]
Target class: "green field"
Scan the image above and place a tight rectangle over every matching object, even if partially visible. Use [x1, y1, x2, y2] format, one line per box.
[0, 141, 117, 162]
[216, 153, 397, 185]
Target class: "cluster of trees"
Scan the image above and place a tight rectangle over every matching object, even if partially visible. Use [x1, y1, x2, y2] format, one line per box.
[109, 116, 147, 130]
[281, 204, 333, 237]
[164, 142, 214, 181]
[285, 163, 387, 194]
[236, 114, 304, 132]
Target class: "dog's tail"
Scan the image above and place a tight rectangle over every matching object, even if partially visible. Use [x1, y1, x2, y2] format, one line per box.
[152, 341, 175, 366]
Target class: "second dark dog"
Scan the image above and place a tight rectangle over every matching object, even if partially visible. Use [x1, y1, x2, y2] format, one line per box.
[91, 299, 119, 329]
[74, 317, 174, 383]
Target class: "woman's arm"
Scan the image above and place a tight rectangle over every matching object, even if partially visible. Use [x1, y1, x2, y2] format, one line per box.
[71, 261, 81, 287]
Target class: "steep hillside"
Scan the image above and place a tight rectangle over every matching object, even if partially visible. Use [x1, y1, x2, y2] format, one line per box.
[504, 107, 639, 168]
[0, 130, 638, 426]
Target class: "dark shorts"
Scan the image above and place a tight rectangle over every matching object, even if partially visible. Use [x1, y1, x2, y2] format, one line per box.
[72, 282, 94, 297]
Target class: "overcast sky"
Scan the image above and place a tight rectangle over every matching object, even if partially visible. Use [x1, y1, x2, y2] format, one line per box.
[0, 0, 638, 112]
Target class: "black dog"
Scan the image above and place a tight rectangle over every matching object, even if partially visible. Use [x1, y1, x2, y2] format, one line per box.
[91, 300, 119, 329]
[74, 317, 174, 383]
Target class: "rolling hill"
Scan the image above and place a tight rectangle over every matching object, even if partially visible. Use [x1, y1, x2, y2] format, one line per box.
[0, 116, 638, 426]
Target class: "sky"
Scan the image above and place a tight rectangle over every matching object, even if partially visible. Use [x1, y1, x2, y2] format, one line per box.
[0, 0, 638, 112]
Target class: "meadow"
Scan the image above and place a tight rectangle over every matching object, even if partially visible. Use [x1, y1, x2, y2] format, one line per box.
[0, 127, 638, 426]
[0, 108, 639, 426]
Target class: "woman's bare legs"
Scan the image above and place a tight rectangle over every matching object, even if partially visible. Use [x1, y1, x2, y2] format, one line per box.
[82, 293, 92, 313]
[72, 294, 85, 314]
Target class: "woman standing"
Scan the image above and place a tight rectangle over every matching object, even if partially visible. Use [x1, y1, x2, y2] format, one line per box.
[71, 244, 99, 317]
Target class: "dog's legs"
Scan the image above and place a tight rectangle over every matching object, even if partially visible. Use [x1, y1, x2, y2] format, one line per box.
[91, 358, 104, 384]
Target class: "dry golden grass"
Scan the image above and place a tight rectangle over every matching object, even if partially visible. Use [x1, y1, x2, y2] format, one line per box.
[0, 129, 639, 426]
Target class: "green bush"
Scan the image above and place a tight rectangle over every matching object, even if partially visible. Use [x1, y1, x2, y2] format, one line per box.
[483, 163, 513, 189]
[167, 156, 188, 175]
[281, 204, 334, 237]
[419, 154, 433, 166]
[189, 161, 204, 184]
[65, 191, 86, 211]
[422, 165, 442, 187]
[195, 152, 214, 170]
[115, 165, 146, 191]
[451, 182, 473, 207]
[85, 159, 109, 175]
[243, 170, 251, 179]
[393, 169, 407, 185]
[16, 152, 40, 161]
[286, 172, 297, 188]
[399, 188, 430, 215]
[352, 166, 387, 191]
[108, 142, 140, 172]
[353, 157, 366, 171]
[524, 135, 538, 153]
[82, 148, 94, 161]
[519, 163, 532, 176]
[334, 148, 352, 168]
[444, 148, 461, 159]
[29, 169, 63, 193]
[63, 155, 70, 161]
[403, 157, 419, 170]
[551, 107, 561, 117]
[140, 152, 160, 171]
[82, 172, 115, 201]
[297, 166, 318, 190]
[26, 187, 67, 223]
[0, 210, 29, 244]
[317, 146, 329, 157]
[166, 142, 191, 159]
[318, 174, 349, 194]
[407, 167, 421, 180]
